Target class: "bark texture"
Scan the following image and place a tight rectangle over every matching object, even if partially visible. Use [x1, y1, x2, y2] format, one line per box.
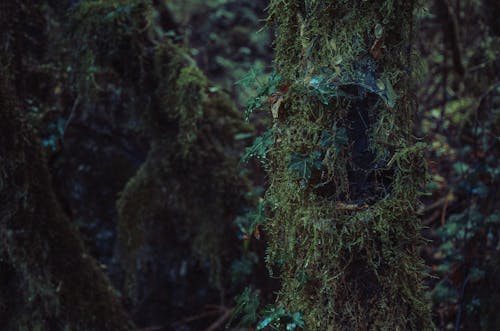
[263, 1, 434, 329]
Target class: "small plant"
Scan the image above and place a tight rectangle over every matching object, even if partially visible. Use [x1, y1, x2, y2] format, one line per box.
[242, 129, 275, 165]
[307, 66, 396, 108]
[288, 150, 322, 182]
[230, 288, 304, 331]
[230, 287, 261, 327]
[257, 306, 305, 331]
[237, 65, 282, 121]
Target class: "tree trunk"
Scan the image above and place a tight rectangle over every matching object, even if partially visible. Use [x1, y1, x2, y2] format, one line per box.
[115, 42, 250, 325]
[0, 74, 134, 330]
[67, 1, 252, 326]
[263, 1, 434, 329]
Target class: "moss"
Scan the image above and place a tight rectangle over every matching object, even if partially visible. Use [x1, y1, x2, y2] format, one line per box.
[262, 1, 434, 330]
[116, 46, 250, 307]
[0, 73, 134, 330]
[68, 0, 252, 325]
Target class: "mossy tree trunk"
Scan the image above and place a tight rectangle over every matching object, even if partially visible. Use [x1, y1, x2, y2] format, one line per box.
[68, 1, 251, 326]
[115, 43, 250, 325]
[0, 74, 134, 330]
[263, 1, 434, 330]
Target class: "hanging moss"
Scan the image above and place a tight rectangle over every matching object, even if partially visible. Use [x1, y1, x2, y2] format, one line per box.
[0, 73, 134, 330]
[68, 0, 252, 326]
[260, 1, 434, 329]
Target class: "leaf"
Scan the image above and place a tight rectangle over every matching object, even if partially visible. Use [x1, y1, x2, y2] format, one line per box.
[320, 128, 348, 152]
[486, 214, 500, 224]
[257, 307, 304, 331]
[319, 130, 333, 148]
[242, 130, 274, 163]
[289, 154, 312, 180]
[271, 95, 284, 119]
[383, 77, 396, 108]
[234, 132, 254, 140]
[289, 312, 305, 329]
[289, 151, 323, 183]
[236, 64, 265, 87]
[230, 287, 261, 327]
[453, 161, 470, 175]
[334, 127, 349, 148]
[256, 316, 274, 330]
[241, 69, 282, 121]
[374, 24, 384, 39]
[307, 69, 397, 108]
[235, 199, 268, 242]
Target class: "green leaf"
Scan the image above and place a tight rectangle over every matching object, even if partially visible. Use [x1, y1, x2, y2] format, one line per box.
[230, 287, 261, 327]
[242, 130, 274, 163]
[289, 154, 312, 180]
[374, 23, 384, 38]
[289, 151, 323, 183]
[234, 132, 254, 140]
[453, 161, 470, 175]
[239, 68, 282, 121]
[319, 130, 333, 148]
[257, 307, 304, 331]
[334, 127, 349, 148]
[486, 214, 500, 224]
[307, 70, 397, 108]
[256, 316, 274, 330]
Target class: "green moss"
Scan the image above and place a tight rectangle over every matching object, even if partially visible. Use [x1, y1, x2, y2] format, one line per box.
[68, 0, 252, 320]
[261, 1, 434, 330]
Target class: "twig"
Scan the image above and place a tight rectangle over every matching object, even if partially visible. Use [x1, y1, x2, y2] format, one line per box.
[441, 195, 449, 226]
[62, 94, 81, 138]
[454, 274, 470, 331]
[204, 307, 234, 331]
[418, 192, 454, 215]
[172, 305, 229, 328]
[172, 310, 221, 326]
[423, 210, 441, 226]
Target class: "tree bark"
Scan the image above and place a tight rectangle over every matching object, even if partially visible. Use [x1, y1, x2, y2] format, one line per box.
[263, 1, 434, 329]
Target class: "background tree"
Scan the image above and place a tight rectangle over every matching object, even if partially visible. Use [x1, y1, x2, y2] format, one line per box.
[67, 1, 254, 328]
[0, 72, 134, 331]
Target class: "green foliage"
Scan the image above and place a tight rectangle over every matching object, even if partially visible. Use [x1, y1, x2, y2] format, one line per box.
[236, 198, 267, 234]
[257, 306, 304, 331]
[230, 288, 304, 331]
[307, 68, 396, 108]
[230, 287, 261, 327]
[431, 146, 499, 327]
[319, 127, 348, 150]
[288, 150, 322, 182]
[237, 65, 281, 121]
[242, 129, 275, 164]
